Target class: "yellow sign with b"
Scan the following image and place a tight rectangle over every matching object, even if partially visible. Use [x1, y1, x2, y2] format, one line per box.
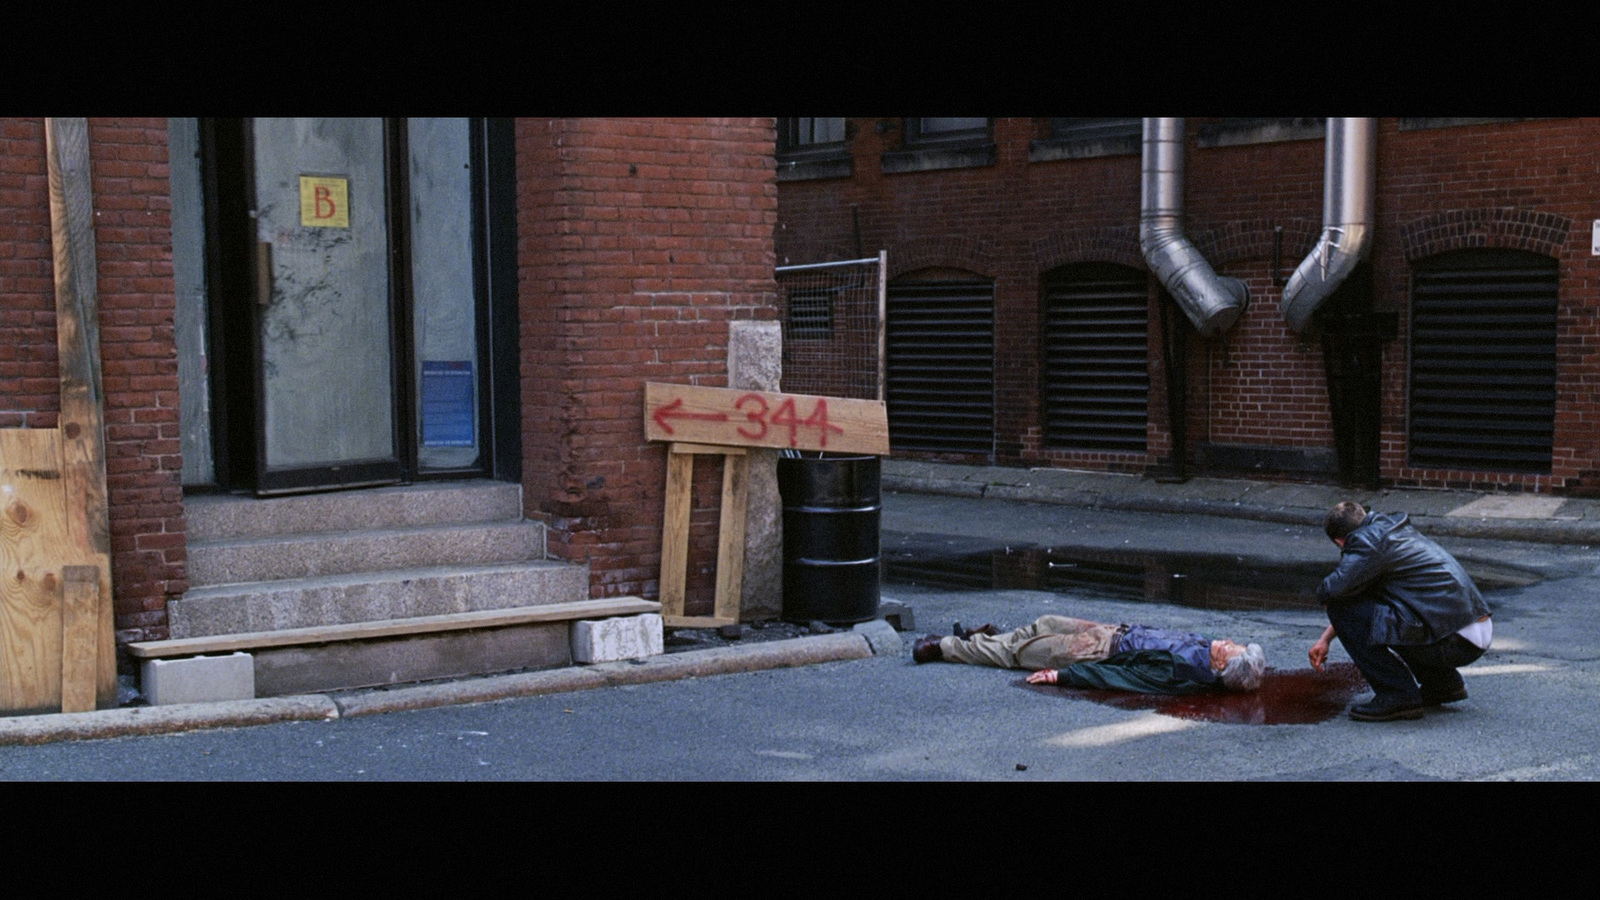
[299, 176, 350, 228]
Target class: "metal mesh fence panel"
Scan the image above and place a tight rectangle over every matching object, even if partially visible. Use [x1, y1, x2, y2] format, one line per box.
[775, 253, 884, 401]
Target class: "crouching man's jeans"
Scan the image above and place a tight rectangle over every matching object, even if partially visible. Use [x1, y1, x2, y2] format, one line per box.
[1326, 595, 1485, 701]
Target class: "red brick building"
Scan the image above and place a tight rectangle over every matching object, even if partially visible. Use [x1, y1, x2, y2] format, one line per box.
[1, 117, 778, 669]
[774, 117, 1600, 494]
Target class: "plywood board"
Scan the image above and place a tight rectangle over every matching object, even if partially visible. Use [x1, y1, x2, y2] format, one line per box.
[0, 428, 69, 713]
[645, 382, 888, 455]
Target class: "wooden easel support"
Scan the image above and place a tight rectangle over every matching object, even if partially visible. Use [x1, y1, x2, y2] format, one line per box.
[658, 442, 748, 629]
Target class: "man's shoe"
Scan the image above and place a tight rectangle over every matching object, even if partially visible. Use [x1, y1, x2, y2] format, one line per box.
[1349, 695, 1425, 722]
[953, 622, 999, 639]
[912, 636, 945, 664]
[1422, 685, 1469, 706]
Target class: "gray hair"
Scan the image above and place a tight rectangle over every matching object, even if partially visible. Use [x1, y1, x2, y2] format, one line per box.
[1219, 643, 1267, 692]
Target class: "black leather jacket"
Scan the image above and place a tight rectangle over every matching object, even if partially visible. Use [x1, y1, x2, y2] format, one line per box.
[1317, 512, 1490, 646]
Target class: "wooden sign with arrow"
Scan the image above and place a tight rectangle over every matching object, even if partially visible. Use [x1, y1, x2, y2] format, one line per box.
[644, 382, 888, 456]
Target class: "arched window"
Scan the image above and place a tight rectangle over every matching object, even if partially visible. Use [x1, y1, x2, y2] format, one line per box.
[1040, 263, 1149, 453]
[1409, 249, 1558, 473]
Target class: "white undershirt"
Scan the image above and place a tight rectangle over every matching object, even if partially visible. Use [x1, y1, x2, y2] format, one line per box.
[1457, 616, 1493, 650]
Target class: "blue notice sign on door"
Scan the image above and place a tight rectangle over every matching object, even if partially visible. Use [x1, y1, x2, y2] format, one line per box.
[421, 360, 475, 447]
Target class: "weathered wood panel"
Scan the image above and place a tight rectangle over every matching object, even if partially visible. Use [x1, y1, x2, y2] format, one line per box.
[0, 429, 69, 713]
[645, 382, 889, 455]
[47, 117, 116, 707]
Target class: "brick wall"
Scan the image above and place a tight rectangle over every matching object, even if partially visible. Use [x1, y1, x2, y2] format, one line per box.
[0, 118, 185, 643]
[776, 117, 1600, 493]
[516, 118, 779, 608]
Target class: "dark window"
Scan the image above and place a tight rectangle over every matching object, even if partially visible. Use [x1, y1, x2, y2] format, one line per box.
[1041, 264, 1149, 452]
[777, 117, 846, 156]
[886, 278, 995, 456]
[904, 117, 990, 147]
[1049, 118, 1141, 142]
[1408, 249, 1558, 473]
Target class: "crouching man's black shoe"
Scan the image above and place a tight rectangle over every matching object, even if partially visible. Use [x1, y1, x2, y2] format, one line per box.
[1422, 685, 1469, 706]
[1349, 695, 1425, 722]
[912, 635, 944, 664]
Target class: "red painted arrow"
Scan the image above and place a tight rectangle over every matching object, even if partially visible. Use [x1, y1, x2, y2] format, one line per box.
[652, 398, 730, 435]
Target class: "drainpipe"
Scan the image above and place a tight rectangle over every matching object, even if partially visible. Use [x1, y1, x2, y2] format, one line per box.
[1140, 118, 1249, 338]
[1280, 118, 1377, 334]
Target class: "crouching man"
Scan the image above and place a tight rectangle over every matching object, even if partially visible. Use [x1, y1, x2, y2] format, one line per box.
[1312, 501, 1493, 722]
[913, 614, 1266, 694]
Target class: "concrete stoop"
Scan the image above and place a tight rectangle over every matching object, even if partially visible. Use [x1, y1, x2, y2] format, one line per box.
[159, 480, 609, 702]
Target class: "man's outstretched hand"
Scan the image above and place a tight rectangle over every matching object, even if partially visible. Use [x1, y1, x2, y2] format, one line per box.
[1308, 638, 1330, 671]
[1026, 669, 1059, 685]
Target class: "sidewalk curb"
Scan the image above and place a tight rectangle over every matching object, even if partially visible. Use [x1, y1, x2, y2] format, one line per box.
[884, 468, 1600, 546]
[0, 633, 879, 745]
[333, 632, 874, 717]
[0, 695, 339, 746]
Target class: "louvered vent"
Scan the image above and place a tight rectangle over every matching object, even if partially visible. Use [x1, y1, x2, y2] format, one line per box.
[1042, 264, 1149, 452]
[1409, 249, 1557, 473]
[886, 280, 994, 456]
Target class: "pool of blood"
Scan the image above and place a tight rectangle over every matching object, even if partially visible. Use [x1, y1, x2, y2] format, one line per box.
[1020, 662, 1370, 725]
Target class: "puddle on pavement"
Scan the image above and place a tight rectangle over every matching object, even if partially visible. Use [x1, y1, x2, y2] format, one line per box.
[1020, 662, 1370, 725]
[883, 540, 1537, 612]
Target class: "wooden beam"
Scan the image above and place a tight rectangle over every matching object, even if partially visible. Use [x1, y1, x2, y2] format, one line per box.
[658, 450, 694, 620]
[124, 597, 662, 658]
[46, 117, 116, 708]
[712, 452, 748, 622]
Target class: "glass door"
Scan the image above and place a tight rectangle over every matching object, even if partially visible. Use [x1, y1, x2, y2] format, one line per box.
[248, 117, 405, 494]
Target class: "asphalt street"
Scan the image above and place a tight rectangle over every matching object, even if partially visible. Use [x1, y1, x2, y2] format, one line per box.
[3, 489, 1596, 781]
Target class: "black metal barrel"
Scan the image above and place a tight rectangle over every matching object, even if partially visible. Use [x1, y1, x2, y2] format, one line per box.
[777, 454, 881, 625]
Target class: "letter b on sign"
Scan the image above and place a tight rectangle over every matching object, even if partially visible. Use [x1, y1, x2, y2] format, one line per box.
[299, 176, 350, 228]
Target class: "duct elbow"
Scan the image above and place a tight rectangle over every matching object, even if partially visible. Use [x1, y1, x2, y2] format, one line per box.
[1281, 223, 1371, 334]
[1141, 222, 1250, 338]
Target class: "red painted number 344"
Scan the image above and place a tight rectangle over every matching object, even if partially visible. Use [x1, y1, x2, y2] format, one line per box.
[735, 394, 845, 448]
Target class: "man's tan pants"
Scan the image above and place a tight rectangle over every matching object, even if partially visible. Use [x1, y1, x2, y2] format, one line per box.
[939, 615, 1120, 671]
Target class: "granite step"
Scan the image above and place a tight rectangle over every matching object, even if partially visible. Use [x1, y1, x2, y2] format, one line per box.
[184, 480, 525, 542]
[186, 519, 548, 587]
[168, 559, 592, 639]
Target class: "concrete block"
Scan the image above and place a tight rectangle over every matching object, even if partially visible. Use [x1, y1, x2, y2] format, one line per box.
[878, 597, 914, 631]
[141, 653, 255, 706]
[571, 613, 664, 663]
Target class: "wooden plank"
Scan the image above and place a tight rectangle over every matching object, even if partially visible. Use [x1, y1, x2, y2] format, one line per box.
[713, 452, 748, 622]
[124, 597, 662, 658]
[60, 566, 99, 713]
[658, 449, 694, 620]
[645, 382, 888, 455]
[670, 442, 747, 456]
[47, 118, 116, 708]
[662, 615, 738, 629]
[0, 428, 69, 713]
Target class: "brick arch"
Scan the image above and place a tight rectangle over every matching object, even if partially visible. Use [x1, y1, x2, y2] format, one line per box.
[886, 234, 999, 279]
[1401, 208, 1572, 262]
[1031, 225, 1144, 272]
[1192, 218, 1321, 268]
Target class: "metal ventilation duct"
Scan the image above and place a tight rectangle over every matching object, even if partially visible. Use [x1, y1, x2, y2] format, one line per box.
[1139, 118, 1249, 337]
[1281, 118, 1377, 334]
